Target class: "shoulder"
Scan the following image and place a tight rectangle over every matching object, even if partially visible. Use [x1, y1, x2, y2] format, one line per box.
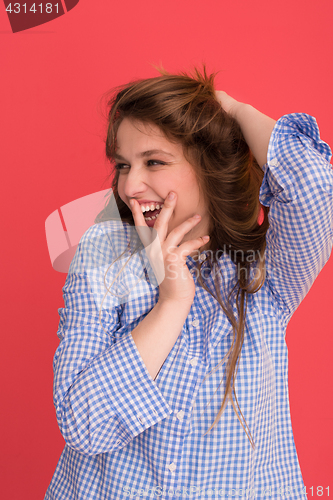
[79, 220, 134, 253]
[81, 219, 131, 241]
[69, 220, 136, 274]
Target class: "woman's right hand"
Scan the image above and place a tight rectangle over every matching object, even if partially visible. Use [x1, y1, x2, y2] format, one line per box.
[130, 191, 209, 306]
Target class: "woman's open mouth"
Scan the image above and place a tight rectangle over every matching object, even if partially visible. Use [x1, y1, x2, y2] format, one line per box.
[143, 207, 162, 227]
[143, 207, 162, 222]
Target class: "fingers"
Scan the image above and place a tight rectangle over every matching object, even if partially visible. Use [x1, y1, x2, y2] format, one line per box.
[129, 198, 145, 224]
[166, 234, 210, 267]
[215, 90, 239, 117]
[130, 192, 209, 258]
[129, 199, 152, 248]
[153, 191, 176, 241]
[176, 235, 210, 262]
[154, 191, 209, 253]
[164, 213, 203, 248]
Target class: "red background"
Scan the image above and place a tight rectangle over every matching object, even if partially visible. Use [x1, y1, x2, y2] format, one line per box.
[0, 1, 332, 498]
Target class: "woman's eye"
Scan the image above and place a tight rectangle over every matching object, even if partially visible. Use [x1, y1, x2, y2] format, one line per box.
[115, 163, 129, 171]
[115, 160, 165, 171]
[147, 160, 165, 166]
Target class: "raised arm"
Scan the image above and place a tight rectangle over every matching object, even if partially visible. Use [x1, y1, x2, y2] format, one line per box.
[216, 91, 333, 320]
[215, 91, 276, 168]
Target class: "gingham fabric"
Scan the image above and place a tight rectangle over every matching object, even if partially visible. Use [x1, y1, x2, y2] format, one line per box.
[45, 114, 333, 500]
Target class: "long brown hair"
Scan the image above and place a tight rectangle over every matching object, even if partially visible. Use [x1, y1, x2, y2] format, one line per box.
[97, 66, 269, 447]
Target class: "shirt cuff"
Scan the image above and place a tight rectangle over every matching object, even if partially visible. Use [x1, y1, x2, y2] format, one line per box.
[91, 331, 172, 438]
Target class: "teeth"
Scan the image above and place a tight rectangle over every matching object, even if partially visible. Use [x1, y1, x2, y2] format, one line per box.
[140, 202, 164, 213]
[144, 212, 161, 221]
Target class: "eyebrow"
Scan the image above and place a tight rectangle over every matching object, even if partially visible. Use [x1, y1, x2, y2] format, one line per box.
[114, 149, 176, 161]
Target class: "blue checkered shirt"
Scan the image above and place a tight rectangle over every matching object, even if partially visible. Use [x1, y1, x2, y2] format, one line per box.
[45, 114, 333, 499]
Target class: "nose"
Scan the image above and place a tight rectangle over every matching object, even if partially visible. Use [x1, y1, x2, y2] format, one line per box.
[122, 166, 147, 199]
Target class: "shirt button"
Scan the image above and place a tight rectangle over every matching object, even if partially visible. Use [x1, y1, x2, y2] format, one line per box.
[199, 253, 206, 262]
[152, 408, 158, 416]
[191, 319, 199, 327]
[138, 416, 145, 425]
[176, 410, 185, 421]
[167, 462, 177, 473]
[189, 358, 198, 367]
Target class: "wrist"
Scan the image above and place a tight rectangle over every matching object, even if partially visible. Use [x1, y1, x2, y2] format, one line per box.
[231, 101, 250, 122]
[157, 297, 193, 315]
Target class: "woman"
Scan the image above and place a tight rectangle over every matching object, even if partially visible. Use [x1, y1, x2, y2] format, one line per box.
[45, 68, 333, 499]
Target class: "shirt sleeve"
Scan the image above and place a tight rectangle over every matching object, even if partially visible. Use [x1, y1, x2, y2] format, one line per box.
[53, 222, 172, 456]
[259, 113, 333, 322]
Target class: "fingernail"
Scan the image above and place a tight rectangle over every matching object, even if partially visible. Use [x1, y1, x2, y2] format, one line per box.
[203, 235, 210, 241]
[129, 199, 134, 207]
[193, 214, 201, 219]
[168, 192, 175, 200]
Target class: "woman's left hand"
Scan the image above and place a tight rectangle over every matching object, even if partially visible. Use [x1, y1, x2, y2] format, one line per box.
[215, 90, 240, 117]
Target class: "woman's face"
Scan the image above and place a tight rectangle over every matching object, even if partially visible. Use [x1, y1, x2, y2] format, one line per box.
[115, 117, 211, 247]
